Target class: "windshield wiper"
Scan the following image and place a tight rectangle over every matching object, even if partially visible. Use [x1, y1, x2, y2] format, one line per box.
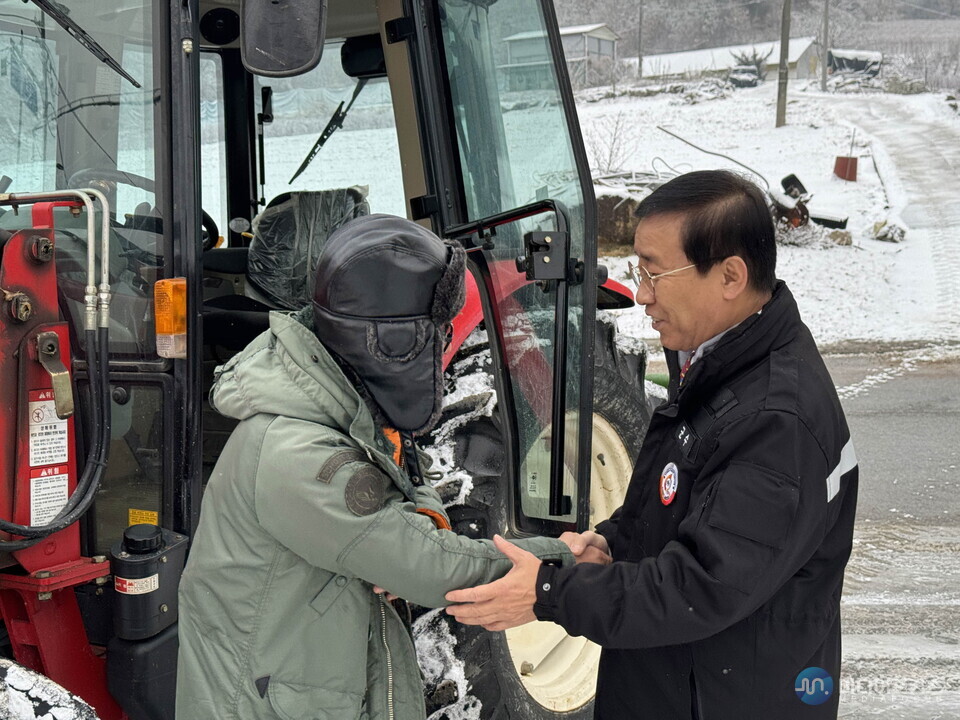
[289, 78, 368, 184]
[31, 0, 141, 89]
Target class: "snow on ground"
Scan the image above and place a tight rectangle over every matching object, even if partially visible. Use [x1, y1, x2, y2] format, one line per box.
[583, 80, 960, 350]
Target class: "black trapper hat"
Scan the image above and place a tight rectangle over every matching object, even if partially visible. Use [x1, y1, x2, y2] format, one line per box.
[312, 214, 466, 435]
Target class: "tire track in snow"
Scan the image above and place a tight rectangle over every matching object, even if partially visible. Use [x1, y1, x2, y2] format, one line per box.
[834, 343, 960, 400]
[845, 96, 960, 340]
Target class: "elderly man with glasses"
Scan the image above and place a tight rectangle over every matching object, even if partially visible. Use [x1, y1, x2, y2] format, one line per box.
[446, 170, 860, 720]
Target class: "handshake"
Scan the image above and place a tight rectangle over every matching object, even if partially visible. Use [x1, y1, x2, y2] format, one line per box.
[558, 530, 612, 566]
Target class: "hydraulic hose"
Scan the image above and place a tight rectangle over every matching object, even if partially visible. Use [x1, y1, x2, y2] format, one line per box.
[0, 328, 109, 542]
[0, 189, 112, 550]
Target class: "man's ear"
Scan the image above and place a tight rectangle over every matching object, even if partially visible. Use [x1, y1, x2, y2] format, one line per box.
[719, 256, 750, 300]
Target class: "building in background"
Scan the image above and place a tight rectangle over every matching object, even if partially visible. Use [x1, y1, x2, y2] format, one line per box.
[639, 37, 819, 81]
[503, 23, 620, 90]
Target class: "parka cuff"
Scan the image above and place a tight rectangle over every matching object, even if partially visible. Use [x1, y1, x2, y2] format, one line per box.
[533, 563, 561, 621]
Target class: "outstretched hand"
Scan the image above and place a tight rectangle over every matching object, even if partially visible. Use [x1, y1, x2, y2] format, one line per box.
[444, 535, 540, 632]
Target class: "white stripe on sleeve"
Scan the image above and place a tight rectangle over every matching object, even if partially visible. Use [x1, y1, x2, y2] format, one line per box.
[826, 438, 857, 502]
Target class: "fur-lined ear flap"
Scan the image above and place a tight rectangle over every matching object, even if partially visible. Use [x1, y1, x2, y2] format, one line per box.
[432, 242, 466, 324]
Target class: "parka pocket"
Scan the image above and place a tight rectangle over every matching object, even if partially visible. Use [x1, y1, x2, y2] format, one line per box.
[266, 679, 364, 720]
[310, 574, 352, 616]
[287, 575, 371, 696]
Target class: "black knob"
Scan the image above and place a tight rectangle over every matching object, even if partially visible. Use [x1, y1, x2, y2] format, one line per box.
[123, 524, 163, 554]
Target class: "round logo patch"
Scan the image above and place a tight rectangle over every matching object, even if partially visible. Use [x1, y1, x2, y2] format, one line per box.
[795, 666, 833, 705]
[344, 467, 387, 517]
[659, 462, 679, 505]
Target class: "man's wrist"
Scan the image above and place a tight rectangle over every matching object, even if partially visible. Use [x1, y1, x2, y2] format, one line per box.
[533, 561, 561, 621]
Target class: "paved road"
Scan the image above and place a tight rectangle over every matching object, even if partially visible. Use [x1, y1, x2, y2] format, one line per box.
[826, 349, 960, 719]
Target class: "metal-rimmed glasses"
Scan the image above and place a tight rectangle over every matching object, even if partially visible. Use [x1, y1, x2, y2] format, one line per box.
[627, 261, 697, 295]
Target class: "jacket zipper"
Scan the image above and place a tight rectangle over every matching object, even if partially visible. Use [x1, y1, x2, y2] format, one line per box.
[379, 599, 395, 720]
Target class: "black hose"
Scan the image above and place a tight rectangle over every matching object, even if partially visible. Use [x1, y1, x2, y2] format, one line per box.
[0, 327, 109, 545]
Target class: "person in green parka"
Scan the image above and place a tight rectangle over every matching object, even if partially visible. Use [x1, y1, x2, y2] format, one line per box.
[175, 214, 578, 720]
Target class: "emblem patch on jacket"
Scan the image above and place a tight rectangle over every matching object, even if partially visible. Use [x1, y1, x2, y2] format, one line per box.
[345, 467, 387, 516]
[659, 462, 679, 505]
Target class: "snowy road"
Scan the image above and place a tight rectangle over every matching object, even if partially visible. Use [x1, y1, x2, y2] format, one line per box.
[828, 353, 960, 719]
[840, 93, 960, 340]
[794, 93, 960, 719]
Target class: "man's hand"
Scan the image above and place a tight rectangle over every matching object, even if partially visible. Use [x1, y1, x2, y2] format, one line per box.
[373, 586, 399, 602]
[444, 535, 540, 632]
[559, 531, 611, 565]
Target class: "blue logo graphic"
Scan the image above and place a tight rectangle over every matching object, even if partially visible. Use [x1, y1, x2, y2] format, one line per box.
[795, 667, 834, 705]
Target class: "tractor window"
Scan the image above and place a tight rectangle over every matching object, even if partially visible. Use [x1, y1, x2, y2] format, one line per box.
[0, 0, 168, 362]
[84, 376, 169, 555]
[253, 41, 405, 217]
[438, 0, 592, 530]
[438, 0, 584, 225]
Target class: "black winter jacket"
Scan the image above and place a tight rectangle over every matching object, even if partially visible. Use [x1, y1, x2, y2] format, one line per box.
[534, 282, 858, 719]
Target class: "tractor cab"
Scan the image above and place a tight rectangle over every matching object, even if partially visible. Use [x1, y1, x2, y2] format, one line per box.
[0, 1, 642, 717]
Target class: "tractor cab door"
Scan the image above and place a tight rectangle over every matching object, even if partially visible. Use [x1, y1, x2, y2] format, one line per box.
[414, 0, 598, 534]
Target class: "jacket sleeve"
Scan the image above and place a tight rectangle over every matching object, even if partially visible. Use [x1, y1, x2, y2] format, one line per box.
[534, 409, 848, 649]
[594, 506, 622, 553]
[253, 419, 572, 608]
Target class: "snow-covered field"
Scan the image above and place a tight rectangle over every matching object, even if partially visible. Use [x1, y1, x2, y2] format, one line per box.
[583, 79, 960, 351]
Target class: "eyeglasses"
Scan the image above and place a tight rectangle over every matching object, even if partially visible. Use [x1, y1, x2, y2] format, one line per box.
[627, 261, 697, 295]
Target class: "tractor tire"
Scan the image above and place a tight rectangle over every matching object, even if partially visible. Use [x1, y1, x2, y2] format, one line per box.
[423, 318, 649, 720]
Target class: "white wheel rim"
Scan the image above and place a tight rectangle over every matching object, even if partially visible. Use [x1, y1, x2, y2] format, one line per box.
[505, 413, 633, 712]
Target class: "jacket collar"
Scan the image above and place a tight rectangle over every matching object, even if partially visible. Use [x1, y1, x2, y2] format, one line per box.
[665, 281, 802, 409]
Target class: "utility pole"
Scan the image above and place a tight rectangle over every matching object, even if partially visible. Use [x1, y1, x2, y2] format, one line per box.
[776, 0, 792, 128]
[638, 0, 644, 78]
[820, 0, 829, 91]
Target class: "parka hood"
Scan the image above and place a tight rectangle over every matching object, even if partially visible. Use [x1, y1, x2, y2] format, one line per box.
[210, 308, 377, 441]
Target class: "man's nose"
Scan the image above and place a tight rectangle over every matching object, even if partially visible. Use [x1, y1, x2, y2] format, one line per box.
[635, 283, 654, 305]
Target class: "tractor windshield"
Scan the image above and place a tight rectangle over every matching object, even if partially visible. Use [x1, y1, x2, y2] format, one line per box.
[0, 0, 165, 361]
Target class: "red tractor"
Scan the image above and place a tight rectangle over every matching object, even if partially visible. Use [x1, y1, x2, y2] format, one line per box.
[0, 1, 649, 717]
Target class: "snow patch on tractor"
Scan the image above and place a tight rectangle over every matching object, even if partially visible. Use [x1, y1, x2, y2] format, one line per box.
[0, 659, 98, 720]
[415, 610, 482, 720]
[424, 328, 496, 509]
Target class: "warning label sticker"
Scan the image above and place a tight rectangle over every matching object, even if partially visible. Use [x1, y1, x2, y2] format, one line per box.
[115, 574, 160, 595]
[28, 390, 69, 467]
[30, 466, 70, 525]
[128, 508, 160, 526]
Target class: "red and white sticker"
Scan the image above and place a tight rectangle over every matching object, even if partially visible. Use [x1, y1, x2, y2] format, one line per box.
[28, 390, 69, 467]
[659, 462, 679, 506]
[29, 466, 69, 525]
[115, 574, 160, 595]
